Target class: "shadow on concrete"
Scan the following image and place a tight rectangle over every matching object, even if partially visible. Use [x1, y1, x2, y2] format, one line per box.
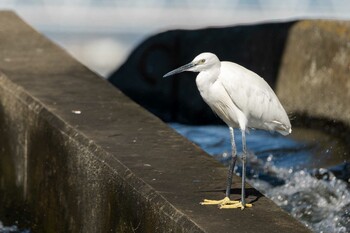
[199, 187, 264, 204]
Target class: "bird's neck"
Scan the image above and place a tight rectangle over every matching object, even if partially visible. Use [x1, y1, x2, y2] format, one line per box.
[195, 66, 220, 91]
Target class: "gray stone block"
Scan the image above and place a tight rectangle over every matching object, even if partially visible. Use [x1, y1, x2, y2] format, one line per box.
[276, 20, 350, 127]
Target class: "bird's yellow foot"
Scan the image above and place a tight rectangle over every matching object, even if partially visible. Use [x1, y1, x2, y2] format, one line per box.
[200, 197, 252, 210]
[200, 197, 239, 206]
[220, 201, 252, 210]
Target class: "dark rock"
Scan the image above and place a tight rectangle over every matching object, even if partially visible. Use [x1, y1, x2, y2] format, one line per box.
[108, 22, 296, 124]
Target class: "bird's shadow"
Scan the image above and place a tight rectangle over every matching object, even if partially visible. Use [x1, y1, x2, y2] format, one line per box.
[200, 188, 263, 204]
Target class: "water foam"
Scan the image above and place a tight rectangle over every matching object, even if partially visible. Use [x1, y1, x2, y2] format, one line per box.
[246, 154, 350, 233]
[0, 221, 29, 233]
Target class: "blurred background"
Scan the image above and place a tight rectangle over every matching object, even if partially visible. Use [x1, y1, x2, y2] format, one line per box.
[0, 0, 349, 78]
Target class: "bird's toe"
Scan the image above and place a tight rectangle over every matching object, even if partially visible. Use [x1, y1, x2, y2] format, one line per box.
[219, 202, 252, 210]
[200, 197, 231, 205]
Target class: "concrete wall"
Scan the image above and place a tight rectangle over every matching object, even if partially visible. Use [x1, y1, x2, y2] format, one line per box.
[276, 20, 350, 128]
[0, 12, 309, 233]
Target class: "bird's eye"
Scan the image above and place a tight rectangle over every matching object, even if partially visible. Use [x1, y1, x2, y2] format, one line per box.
[199, 59, 206, 64]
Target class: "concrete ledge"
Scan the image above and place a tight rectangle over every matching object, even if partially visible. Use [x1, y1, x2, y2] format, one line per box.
[0, 11, 309, 232]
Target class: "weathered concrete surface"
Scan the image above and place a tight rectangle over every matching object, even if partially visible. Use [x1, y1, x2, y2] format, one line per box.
[0, 11, 310, 233]
[109, 22, 295, 124]
[276, 20, 350, 127]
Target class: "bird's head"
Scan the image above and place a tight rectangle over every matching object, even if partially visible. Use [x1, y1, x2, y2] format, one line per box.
[163, 52, 220, 77]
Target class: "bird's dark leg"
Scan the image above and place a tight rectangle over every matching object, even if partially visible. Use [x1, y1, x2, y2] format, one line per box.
[201, 127, 251, 209]
[225, 127, 237, 198]
[241, 129, 247, 207]
[200, 127, 239, 207]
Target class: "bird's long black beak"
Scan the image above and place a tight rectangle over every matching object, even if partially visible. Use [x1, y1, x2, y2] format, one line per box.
[163, 62, 196, 77]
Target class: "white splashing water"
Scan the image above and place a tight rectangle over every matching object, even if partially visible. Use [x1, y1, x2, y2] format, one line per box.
[246, 153, 350, 233]
[0, 221, 29, 233]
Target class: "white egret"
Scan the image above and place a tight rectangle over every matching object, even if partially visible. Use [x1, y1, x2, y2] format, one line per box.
[163, 52, 291, 210]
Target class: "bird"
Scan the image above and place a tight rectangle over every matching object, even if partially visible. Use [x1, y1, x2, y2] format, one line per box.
[163, 52, 291, 210]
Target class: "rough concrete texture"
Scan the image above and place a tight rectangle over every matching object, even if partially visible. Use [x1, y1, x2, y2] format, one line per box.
[276, 20, 350, 127]
[109, 22, 295, 124]
[0, 11, 310, 232]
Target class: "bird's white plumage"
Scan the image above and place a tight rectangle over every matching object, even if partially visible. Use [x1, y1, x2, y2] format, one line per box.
[193, 53, 291, 135]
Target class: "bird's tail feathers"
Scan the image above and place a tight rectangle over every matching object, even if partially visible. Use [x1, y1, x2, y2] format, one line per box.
[270, 120, 292, 136]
